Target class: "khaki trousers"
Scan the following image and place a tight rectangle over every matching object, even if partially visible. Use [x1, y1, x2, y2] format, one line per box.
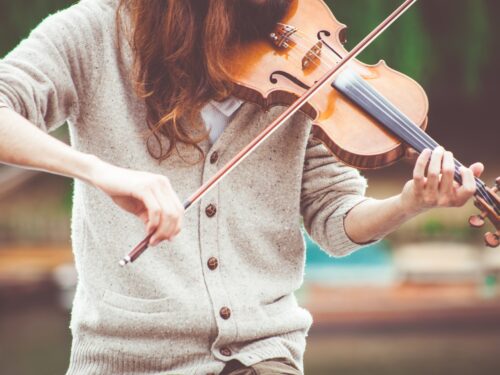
[220, 358, 302, 375]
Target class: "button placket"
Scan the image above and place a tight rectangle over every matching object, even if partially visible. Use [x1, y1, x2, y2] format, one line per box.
[199, 152, 238, 356]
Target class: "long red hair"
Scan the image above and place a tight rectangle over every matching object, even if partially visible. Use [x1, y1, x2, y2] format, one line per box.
[117, 0, 291, 162]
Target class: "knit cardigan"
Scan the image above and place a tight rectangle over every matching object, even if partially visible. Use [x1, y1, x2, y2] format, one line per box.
[0, 1, 369, 374]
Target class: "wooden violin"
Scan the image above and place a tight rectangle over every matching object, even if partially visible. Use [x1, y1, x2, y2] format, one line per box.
[120, 0, 498, 266]
[226, 0, 499, 248]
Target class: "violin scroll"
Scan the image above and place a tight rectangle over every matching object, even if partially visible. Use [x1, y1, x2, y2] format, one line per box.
[469, 177, 500, 248]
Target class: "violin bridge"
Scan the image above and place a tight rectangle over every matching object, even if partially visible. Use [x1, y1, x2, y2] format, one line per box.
[269, 23, 297, 50]
[302, 41, 323, 70]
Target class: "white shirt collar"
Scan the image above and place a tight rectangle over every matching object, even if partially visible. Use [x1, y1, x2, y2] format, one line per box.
[209, 96, 244, 118]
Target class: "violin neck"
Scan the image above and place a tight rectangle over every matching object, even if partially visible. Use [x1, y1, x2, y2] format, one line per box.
[333, 69, 436, 152]
[333, 68, 499, 215]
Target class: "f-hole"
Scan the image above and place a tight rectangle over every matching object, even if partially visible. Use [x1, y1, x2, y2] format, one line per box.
[318, 30, 343, 60]
[270, 71, 311, 90]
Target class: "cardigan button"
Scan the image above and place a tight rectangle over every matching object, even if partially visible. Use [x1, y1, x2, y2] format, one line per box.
[205, 204, 217, 217]
[220, 347, 232, 357]
[207, 257, 219, 270]
[220, 306, 231, 320]
[210, 151, 219, 164]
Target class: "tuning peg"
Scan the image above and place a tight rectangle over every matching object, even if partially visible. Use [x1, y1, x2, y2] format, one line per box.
[484, 231, 499, 248]
[469, 212, 487, 228]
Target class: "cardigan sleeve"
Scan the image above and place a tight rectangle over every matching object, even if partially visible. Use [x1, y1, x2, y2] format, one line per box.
[0, 0, 107, 132]
[300, 136, 371, 257]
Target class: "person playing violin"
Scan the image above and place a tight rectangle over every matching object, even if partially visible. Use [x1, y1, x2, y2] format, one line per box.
[0, 0, 484, 374]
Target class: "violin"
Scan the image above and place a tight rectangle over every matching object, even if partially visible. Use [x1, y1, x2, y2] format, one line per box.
[120, 0, 499, 266]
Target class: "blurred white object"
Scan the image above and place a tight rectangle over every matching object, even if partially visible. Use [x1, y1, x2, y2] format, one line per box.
[483, 248, 500, 273]
[52, 263, 77, 310]
[394, 242, 483, 283]
[305, 264, 396, 287]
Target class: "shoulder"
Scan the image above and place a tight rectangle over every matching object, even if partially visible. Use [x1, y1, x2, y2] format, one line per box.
[61, 0, 118, 25]
[18, 0, 121, 66]
[75, 0, 118, 13]
[79, 0, 120, 15]
[33, 0, 118, 39]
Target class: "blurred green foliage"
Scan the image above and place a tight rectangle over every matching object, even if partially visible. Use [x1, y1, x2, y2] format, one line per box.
[326, 0, 496, 96]
[0, 0, 72, 52]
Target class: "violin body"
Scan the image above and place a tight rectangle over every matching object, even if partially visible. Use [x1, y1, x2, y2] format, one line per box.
[227, 0, 429, 169]
[226, 0, 499, 247]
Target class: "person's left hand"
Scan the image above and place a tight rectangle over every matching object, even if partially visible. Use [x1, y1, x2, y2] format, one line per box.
[401, 146, 484, 215]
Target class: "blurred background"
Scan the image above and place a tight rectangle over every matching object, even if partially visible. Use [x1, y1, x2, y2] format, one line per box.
[1, 0, 499, 374]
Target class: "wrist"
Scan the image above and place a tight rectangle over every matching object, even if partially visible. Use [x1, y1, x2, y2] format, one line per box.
[78, 153, 105, 186]
[397, 193, 428, 218]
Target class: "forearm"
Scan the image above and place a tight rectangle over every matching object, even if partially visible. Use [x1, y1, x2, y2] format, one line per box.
[344, 194, 422, 244]
[344, 146, 482, 244]
[0, 107, 184, 245]
[0, 107, 97, 183]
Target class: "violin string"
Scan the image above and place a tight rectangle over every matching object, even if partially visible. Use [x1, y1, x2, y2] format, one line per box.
[276, 41, 329, 76]
[283, 34, 497, 210]
[284, 34, 497, 210]
[343, 72, 498, 211]
[293, 31, 344, 67]
[290, 34, 497, 209]
[343, 73, 497, 210]
[341, 73, 494, 205]
[346, 80, 491, 206]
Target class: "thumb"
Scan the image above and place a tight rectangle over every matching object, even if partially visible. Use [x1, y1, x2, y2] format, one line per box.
[469, 162, 484, 178]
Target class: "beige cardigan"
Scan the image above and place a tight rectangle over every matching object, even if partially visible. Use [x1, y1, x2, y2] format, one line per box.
[0, 0, 369, 374]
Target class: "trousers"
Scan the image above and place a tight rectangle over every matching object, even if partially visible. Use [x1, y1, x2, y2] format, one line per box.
[220, 358, 302, 375]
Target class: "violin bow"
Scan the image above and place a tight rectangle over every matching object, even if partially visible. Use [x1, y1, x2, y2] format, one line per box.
[119, 0, 418, 266]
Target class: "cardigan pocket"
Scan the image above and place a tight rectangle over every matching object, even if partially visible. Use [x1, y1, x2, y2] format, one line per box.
[102, 289, 176, 314]
[262, 294, 297, 317]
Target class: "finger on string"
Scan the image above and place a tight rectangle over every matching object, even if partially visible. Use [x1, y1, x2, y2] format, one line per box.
[439, 151, 455, 194]
[426, 146, 444, 192]
[456, 166, 476, 203]
[413, 148, 431, 190]
[469, 162, 484, 178]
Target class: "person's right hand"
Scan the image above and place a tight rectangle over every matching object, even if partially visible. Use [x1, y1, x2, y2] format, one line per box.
[89, 158, 184, 246]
